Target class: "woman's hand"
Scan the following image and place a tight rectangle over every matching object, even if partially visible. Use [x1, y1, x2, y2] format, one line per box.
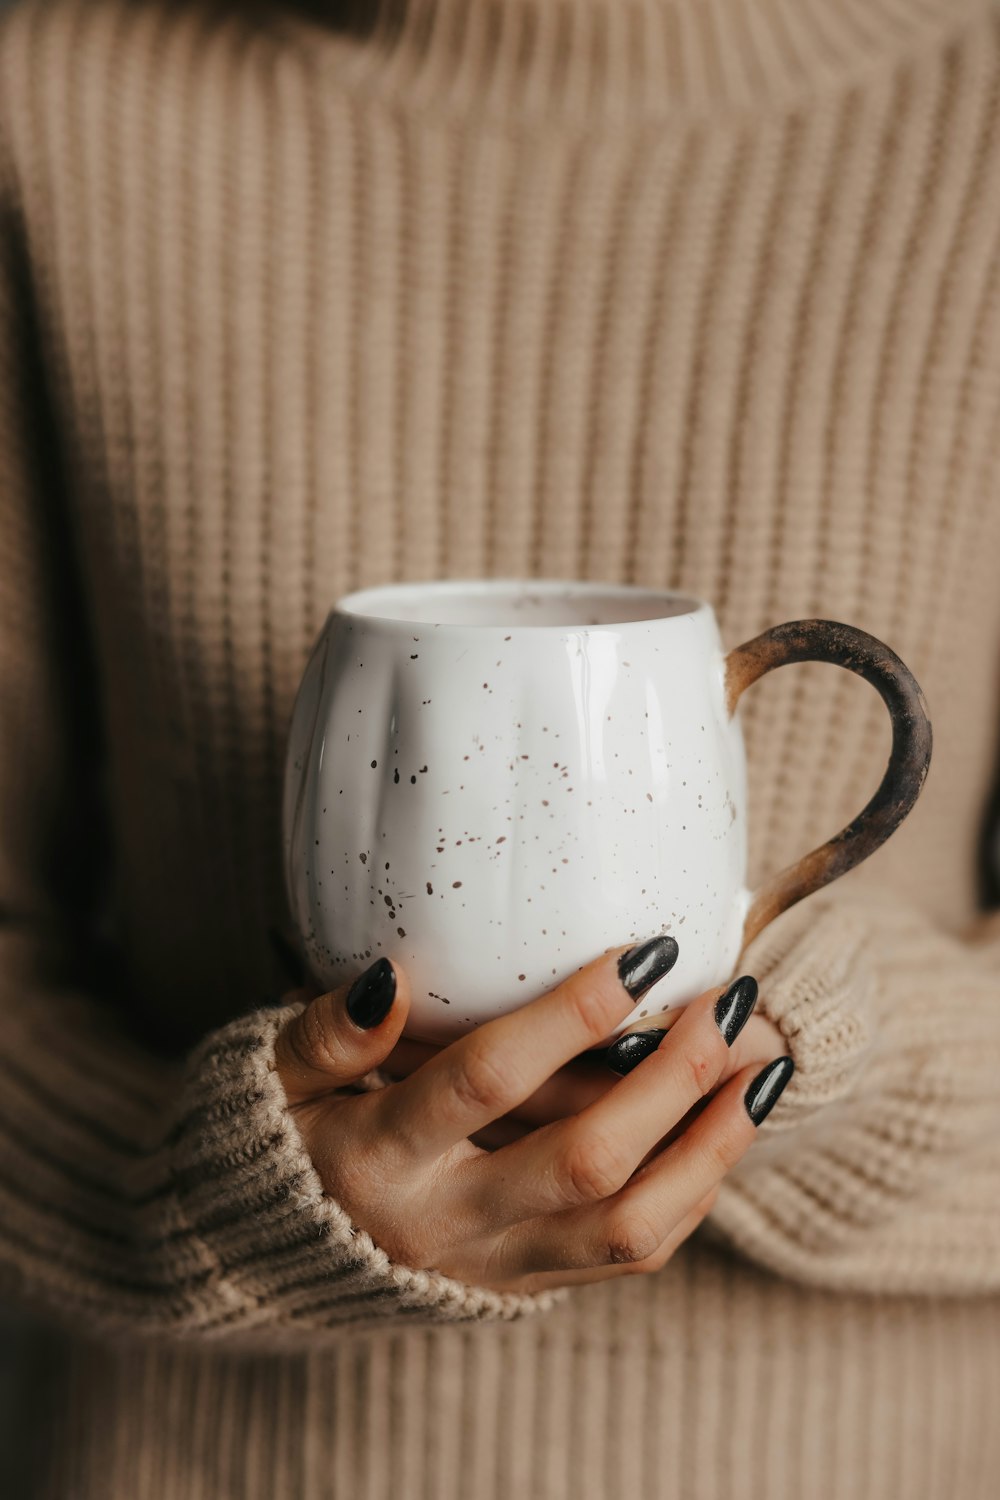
[382, 997, 786, 1151]
[273, 937, 793, 1295]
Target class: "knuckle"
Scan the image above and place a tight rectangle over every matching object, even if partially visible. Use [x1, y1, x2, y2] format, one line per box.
[684, 1043, 718, 1100]
[451, 1042, 523, 1117]
[294, 1001, 343, 1074]
[700, 1117, 748, 1176]
[561, 973, 623, 1048]
[557, 1130, 631, 1205]
[601, 1208, 663, 1268]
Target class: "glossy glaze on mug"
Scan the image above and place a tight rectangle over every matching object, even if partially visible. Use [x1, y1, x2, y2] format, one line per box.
[283, 580, 752, 1045]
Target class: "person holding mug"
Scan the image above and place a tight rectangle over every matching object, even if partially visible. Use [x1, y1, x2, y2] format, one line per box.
[274, 577, 931, 1288]
[1, 0, 999, 1497]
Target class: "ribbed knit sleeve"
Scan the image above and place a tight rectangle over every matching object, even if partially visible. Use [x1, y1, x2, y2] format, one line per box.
[709, 884, 1000, 1295]
[0, 125, 564, 1343]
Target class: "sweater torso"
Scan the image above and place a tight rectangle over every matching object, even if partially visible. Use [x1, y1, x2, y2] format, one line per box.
[5, 0, 1000, 1037]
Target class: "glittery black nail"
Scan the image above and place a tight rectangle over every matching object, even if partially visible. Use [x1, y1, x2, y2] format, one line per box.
[617, 935, 679, 1001]
[715, 975, 758, 1047]
[744, 1056, 795, 1126]
[605, 1028, 668, 1076]
[345, 958, 396, 1029]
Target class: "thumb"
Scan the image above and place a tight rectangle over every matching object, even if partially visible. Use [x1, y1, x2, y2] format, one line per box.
[274, 957, 411, 1103]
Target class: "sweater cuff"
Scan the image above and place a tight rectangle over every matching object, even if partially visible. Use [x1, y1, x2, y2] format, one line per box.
[705, 882, 1000, 1293]
[738, 889, 876, 1135]
[170, 1004, 568, 1337]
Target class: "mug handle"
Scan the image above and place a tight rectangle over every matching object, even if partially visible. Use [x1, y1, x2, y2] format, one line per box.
[727, 619, 933, 950]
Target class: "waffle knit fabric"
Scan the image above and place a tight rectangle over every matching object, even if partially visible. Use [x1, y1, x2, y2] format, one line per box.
[2, 0, 1000, 1495]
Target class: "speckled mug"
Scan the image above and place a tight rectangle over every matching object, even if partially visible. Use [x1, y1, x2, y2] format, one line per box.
[283, 580, 931, 1046]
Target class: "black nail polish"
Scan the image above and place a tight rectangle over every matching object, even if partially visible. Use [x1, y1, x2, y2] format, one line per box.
[715, 975, 758, 1047]
[605, 1028, 668, 1076]
[346, 958, 396, 1029]
[617, 935, 680, 1001]
[744, 1056, 795, 1126]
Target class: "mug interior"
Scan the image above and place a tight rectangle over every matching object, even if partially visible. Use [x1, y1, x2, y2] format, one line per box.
[336, 579, 704, 628]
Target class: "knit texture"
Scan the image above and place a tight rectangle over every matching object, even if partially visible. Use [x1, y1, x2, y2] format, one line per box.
[2, 0, 1000, 1495]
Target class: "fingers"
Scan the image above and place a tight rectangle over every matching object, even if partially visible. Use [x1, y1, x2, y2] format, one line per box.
[375, 934, 678, 1162]
[451, 977, 758, 1231]
[482, 1056, 792, 1281]
[387, 1035, 617, 1104]
[483, 1188, 720, 1292]
[274, 957, 411, 1103]
[604, 1004, 681, 1047]
[386, 1038, 620, 1132]
[606, 1008, 788, 1161]
[468, 1068, 609, 1152]
[726, 1015, 789, 1087]
[578, 1055, 793, 1265]
[608, 1008, 784, 1083]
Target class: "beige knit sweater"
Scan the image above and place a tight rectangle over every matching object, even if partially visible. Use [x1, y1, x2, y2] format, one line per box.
[2, 0, 1000, 1494]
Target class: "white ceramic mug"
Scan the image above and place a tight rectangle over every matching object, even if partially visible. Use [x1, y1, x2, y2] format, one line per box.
[283, 579, 931, 1045]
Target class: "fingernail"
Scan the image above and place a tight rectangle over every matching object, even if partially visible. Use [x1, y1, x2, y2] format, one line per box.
[715, 975, 758, 1047]
[346, 957, 396, 1029]
[617, 935, 679, 1000]
[744, 1056, 794, 1126]
[605, 1028, 668, 1076]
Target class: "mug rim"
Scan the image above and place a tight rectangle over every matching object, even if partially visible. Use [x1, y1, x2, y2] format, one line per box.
[332, 578, 712, 632]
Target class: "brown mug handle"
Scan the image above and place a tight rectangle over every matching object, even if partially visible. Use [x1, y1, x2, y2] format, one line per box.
[727, 620, 933, 950]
